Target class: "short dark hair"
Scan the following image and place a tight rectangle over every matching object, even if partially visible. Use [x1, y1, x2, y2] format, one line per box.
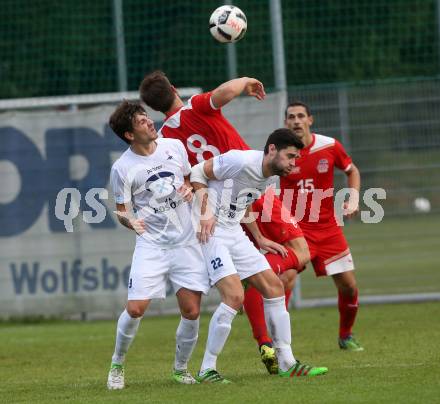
[264, 128, 304, 154]
[109, 100, 146, 144]
[139, 70, 175, 113]
[285, 100, 312, 119]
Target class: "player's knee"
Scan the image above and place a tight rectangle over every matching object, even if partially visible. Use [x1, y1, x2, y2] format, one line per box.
[223, 290, 244, 311]
[180, 305, 200, 320]
[262, 276, 284, 298]
[297, 250, 311, 268]
[272, 282, 285, 297]
[126, 306, 146, 318]
[294, 246, 310, 268]
[285, 239, 310, 268]
[341, 284, 358, 297]
[335, 272, 358, 296]
[280, 269, 296, 291]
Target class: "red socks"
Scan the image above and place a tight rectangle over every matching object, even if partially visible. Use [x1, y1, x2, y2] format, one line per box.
[284, 288, 292, 309]
[243, 286, 271, 346]
[338, 289, 359, 339]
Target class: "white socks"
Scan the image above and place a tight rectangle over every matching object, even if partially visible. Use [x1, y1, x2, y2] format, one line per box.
[263, 296, 296, 371]
[111, 311, 199, 370]
[200, 303, 237, 373]
[111, 309, 141, 365]
[174, 316, 200, 371]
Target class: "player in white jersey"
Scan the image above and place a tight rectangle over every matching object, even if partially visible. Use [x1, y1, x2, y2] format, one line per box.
[106, 101, 210, 389]
[190, 128, 328, 382]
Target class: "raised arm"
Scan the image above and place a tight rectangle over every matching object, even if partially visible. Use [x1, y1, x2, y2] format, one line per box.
[210, 77, 266, 109]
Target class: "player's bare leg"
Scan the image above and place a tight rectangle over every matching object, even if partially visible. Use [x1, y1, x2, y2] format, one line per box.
[247, 269, 328, 377]
[279, 268, 296, 294]
[197, 274, 243, 383]
[282, 237, 309, 305]
[284, 237, 310, 268]
[332, 271, 364, 351]
[173, 288, 202, 384]
[107, 299, 150, 389]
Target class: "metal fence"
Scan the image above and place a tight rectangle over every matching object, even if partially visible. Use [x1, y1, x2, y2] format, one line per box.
[286, 78, 440, 307]
[288, 78, 440, 217]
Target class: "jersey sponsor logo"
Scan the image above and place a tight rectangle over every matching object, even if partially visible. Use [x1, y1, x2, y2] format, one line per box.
[145, 171, 176, 199]
[146, 164, 163, 175]
[144, 171, 185, 215]
[225, 192, 255, 218]
[317, 159, 329, 173]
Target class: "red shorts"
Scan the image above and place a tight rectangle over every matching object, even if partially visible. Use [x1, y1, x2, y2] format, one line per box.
[302, 225, 354, 277]
[243, 189, 303, 246]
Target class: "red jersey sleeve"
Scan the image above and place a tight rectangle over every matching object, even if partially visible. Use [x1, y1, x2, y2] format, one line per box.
[189, 92, 220, 115]
[334, 140, 352, 171]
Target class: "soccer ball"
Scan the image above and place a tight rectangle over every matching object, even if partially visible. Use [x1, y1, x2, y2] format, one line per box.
[413, 197, 431, 213]
[209, 5, 247, 43]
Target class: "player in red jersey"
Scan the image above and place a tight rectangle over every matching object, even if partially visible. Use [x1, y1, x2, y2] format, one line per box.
[139, 71, 311, 373]
[281, 101, 364, 351]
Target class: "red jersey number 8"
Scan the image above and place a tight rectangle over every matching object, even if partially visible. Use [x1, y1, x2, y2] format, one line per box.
[187, 134, 220, 163]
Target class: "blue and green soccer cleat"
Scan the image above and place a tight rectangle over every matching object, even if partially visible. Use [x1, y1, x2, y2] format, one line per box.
[339, 335, 364, 351]
[279, 361, 328, 377]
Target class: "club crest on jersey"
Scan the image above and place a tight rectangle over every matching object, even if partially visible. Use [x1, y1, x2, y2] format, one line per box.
[317, 159, 329, 173]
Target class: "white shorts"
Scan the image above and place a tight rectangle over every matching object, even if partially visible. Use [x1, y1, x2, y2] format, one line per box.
[128, 242, 210, 300]
[201, 226, 270, 285]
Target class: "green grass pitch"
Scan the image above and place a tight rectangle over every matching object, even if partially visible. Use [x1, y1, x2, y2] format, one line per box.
[300, 213, 440, 298]
[1, 302, 439, 403]
[2, 214, 439, 402]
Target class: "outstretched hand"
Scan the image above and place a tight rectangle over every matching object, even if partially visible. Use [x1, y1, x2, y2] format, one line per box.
[343, 199, 359, 219]
[114, 210, 146, 235]
[244, 78, 266, 100]
[197, 215, 217, 244]
[255, 235, 288, 257]
[177, 184, 193, 202]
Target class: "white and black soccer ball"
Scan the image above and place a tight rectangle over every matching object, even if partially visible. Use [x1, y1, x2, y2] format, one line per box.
[209, 5, 247, 43]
